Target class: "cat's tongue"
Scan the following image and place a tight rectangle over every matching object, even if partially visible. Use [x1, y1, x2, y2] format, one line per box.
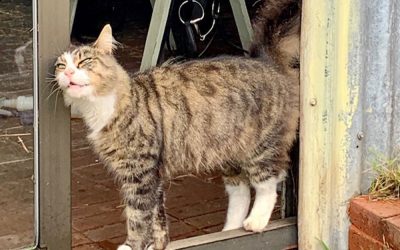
[69, 82, 83, 90]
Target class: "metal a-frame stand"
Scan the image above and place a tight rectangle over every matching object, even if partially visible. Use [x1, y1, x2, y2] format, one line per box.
[140, 0, 253, 71]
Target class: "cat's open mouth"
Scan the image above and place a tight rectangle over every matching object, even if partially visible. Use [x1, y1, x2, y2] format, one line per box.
[68, 82, 89, 89]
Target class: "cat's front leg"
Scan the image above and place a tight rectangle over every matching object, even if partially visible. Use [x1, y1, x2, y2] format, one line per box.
[117, 168, 167, 250]
[150, 188, 169, 249]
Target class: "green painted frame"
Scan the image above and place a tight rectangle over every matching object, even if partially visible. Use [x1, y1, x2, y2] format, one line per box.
[31, 0, 297, 249]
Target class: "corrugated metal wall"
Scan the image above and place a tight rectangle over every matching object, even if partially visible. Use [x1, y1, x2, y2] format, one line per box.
[351, 0, 400, 192]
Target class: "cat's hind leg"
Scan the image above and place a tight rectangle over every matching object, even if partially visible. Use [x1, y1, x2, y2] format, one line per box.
[242, 149, 288, 232]
[222, 173, 251, 231]
[242, 172, 285, 232]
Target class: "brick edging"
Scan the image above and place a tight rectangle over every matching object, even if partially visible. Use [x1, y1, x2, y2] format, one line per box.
[348, 195, 400, 249]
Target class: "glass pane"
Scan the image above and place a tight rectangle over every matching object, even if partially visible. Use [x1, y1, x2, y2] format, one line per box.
[0, 0, 35, 248]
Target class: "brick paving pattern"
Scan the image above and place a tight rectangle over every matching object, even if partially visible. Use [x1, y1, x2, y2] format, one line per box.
[70, 118, 231, 248]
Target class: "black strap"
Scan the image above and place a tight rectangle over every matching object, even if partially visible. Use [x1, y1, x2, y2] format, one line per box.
[183, 21, 198, 57]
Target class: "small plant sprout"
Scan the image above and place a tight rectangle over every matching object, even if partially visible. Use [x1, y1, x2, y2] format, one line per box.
[368, 151, 400, 200]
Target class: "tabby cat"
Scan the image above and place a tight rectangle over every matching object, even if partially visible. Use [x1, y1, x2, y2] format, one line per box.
[55, 6, 299, 249]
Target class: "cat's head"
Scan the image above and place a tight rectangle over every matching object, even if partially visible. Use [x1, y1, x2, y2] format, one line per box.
[54, 24, 121, 102]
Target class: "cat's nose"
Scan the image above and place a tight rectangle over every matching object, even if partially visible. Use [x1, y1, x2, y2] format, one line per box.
[64, 68, 75, 77]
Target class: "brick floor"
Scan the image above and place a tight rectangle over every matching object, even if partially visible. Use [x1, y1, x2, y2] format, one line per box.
[69, 140, 282, 249]
[70, 131, 230, 249]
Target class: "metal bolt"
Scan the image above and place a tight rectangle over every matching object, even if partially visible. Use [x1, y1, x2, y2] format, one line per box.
[310, 98, 317, 106]
[357, 132, 364, 140]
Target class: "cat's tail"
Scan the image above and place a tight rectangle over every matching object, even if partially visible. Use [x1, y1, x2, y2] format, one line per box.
[250, 0, 301, 78]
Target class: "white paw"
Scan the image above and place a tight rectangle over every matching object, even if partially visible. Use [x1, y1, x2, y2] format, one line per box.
[146, 244, 154, 250]
[117, 244, 132, 250]
[243, 215, 270, 232]
[222, 224, 241, 231]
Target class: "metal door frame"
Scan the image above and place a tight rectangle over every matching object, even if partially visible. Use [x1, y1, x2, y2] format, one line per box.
[33, 0, 71, 249]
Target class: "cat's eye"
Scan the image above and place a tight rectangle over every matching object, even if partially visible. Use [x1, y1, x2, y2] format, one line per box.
[55, 63, 66, 70]
[78, 58, 93, 68]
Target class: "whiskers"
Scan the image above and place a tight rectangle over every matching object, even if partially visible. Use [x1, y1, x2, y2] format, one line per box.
[45, 74, 58, 90]
[53, 88, 62, 116]
[46, 72, 56, 79]
[45, 77, 64, 115]
[46, 84, 62, 101]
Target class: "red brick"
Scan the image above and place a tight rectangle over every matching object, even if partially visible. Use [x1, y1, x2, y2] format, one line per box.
[184, 210, 226, 229]
[72, 200, 123, 220]
[168, 221, 200, 240]
[73, 243, 105, 250]
[73, 210, 125, 231]
[202, 224, 224, 233]
[72, 135, 91, 150]
[72, 232, 92, 247]
[349, 196, 400, 242]
[384, 215, 400, 249]
[171, 230, 205, 241]
[349, 225, 387, 250]
[107, 235, 126, 245]
[71, 175, 119, 207]
[71, 119, 87, 131]
[71, 121, 90, 150]
[350, 196, 400, 218]
[84, 223, 126, 242]
[166, 214, 178, 223]
[72, 148, 99, 169]
[271, 208, 283, 221]
[167, 197, 227, 219]
[165, 177, 226, 209]
[97, 240, 119, 250]
[73, 163, 115, 187]
[72, 147, 93, 158]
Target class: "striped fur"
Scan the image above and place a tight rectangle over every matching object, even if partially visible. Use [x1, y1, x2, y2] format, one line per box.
[55, 24, 299, 249]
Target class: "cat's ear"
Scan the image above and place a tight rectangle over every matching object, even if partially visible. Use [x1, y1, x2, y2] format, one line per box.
[93, 24, 119, 54]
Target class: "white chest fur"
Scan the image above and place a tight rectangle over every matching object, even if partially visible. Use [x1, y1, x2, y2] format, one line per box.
[66, 94, 116, 139]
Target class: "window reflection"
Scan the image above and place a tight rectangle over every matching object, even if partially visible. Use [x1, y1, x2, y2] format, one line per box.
[0, 0, 34, 248]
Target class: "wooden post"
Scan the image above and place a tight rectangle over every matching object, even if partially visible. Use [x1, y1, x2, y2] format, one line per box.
[298, 0, 361, 249]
